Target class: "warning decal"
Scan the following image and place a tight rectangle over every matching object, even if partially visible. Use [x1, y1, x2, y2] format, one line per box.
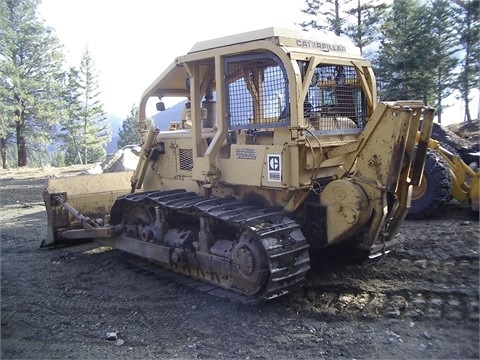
[267, 154, 281, 182]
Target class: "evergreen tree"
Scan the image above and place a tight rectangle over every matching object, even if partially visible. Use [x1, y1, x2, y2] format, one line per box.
[117, 104, 153, 149]
[298, 0, 389, 54]
[50, 148, 65, 167]
[375, 0, 436, 104]
[59, 67, 84, 165]
[429, 0, 460, 124]
[299, 0, 349, 36]
[454, 0, 479, 124]
[344, 0, 389, 54]
[0, 0, 66, 167]
[65, 46, 110, 165]
[117, 104, 139, 149]
[0, 78, 13, 169]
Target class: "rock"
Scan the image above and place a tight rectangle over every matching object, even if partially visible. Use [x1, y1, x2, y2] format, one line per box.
[105, 332, 118, 341]
[86, 164, 103, 174]
[413, 259, 427, 268]
[102, 148, 139, 173]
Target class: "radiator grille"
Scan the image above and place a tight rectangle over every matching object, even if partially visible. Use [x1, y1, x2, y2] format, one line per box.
[179, 148, 193, 171]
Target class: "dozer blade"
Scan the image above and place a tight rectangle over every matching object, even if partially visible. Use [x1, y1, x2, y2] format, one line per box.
[42, 171, 133, 247]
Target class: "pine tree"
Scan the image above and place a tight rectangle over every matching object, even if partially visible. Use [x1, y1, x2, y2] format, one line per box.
[298, 0, 389, 54]
[0, 76, 12, 169]
[117, 104, 153, 149]
[454, 0, 479, 124]
[375, 0, 436, 104]
[117, 104, 139, 149]
[59, 67, 84, 165]
[299, 0, 350, 36]
[344, 0, 389, 54]
[65, 46, 110, 165]
[0, 0, 66, 167]
[429, 0, 460, 124]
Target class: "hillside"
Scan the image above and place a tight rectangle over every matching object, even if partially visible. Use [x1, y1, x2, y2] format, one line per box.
[106, 101, 186, 153]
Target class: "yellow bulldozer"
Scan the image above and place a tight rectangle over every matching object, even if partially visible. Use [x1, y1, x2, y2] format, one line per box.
[42, 28, 435, 300]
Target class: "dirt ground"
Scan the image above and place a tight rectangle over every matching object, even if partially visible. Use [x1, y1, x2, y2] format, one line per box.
[1, 162, 479, 359]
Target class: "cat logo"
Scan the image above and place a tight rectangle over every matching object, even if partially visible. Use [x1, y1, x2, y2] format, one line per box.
[267, 154, 281, 182]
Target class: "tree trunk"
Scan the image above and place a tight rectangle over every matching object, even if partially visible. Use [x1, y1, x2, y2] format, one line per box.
[1, 137, 8, 169]
[334, 0, 341, 36]
[464, 92, 472, 124]
[436, 69, 442, 124]
[16, 120, 27, 167]
[356, 0, 362, 54]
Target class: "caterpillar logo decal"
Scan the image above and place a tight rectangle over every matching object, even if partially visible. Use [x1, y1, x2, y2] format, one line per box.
[295, 39, 347, 53]
[267, 154, 281, 182]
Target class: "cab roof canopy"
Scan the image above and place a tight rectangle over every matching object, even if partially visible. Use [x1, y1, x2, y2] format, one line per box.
[142, 27, 362, 100]
[188, 27, 361, 57]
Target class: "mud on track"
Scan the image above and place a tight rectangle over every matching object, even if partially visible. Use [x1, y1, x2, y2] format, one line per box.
[1, 168, 478, 359]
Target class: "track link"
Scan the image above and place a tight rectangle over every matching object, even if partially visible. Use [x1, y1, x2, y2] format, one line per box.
[110, 189, 311, 300]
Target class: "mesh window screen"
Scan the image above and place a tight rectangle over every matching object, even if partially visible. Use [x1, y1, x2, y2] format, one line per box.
[179, 148, 193, 171]
[306, 65, 366, 132]
[225, 54, 289, 130]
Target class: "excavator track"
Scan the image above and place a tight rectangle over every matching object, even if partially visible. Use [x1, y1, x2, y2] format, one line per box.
[109, 189, 311, 300]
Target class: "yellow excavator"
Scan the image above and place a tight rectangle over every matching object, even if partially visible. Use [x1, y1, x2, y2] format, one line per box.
[42, 28, 435, 300]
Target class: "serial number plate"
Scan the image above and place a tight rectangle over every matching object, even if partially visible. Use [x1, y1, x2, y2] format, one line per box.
[236, 149, 257, 159]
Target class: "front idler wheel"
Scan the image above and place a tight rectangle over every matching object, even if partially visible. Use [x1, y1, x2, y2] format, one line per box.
[231, 231, 269, 296]
[123, 205, 155, 241]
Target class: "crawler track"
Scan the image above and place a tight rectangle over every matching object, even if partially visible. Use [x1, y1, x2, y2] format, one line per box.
[109, 189, 311, 300]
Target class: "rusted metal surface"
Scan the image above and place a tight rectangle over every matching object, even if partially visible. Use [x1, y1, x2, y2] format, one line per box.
[42, 172, 132, 247]
[106, 190, 310, 299]
[411, 108, 436, 186]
